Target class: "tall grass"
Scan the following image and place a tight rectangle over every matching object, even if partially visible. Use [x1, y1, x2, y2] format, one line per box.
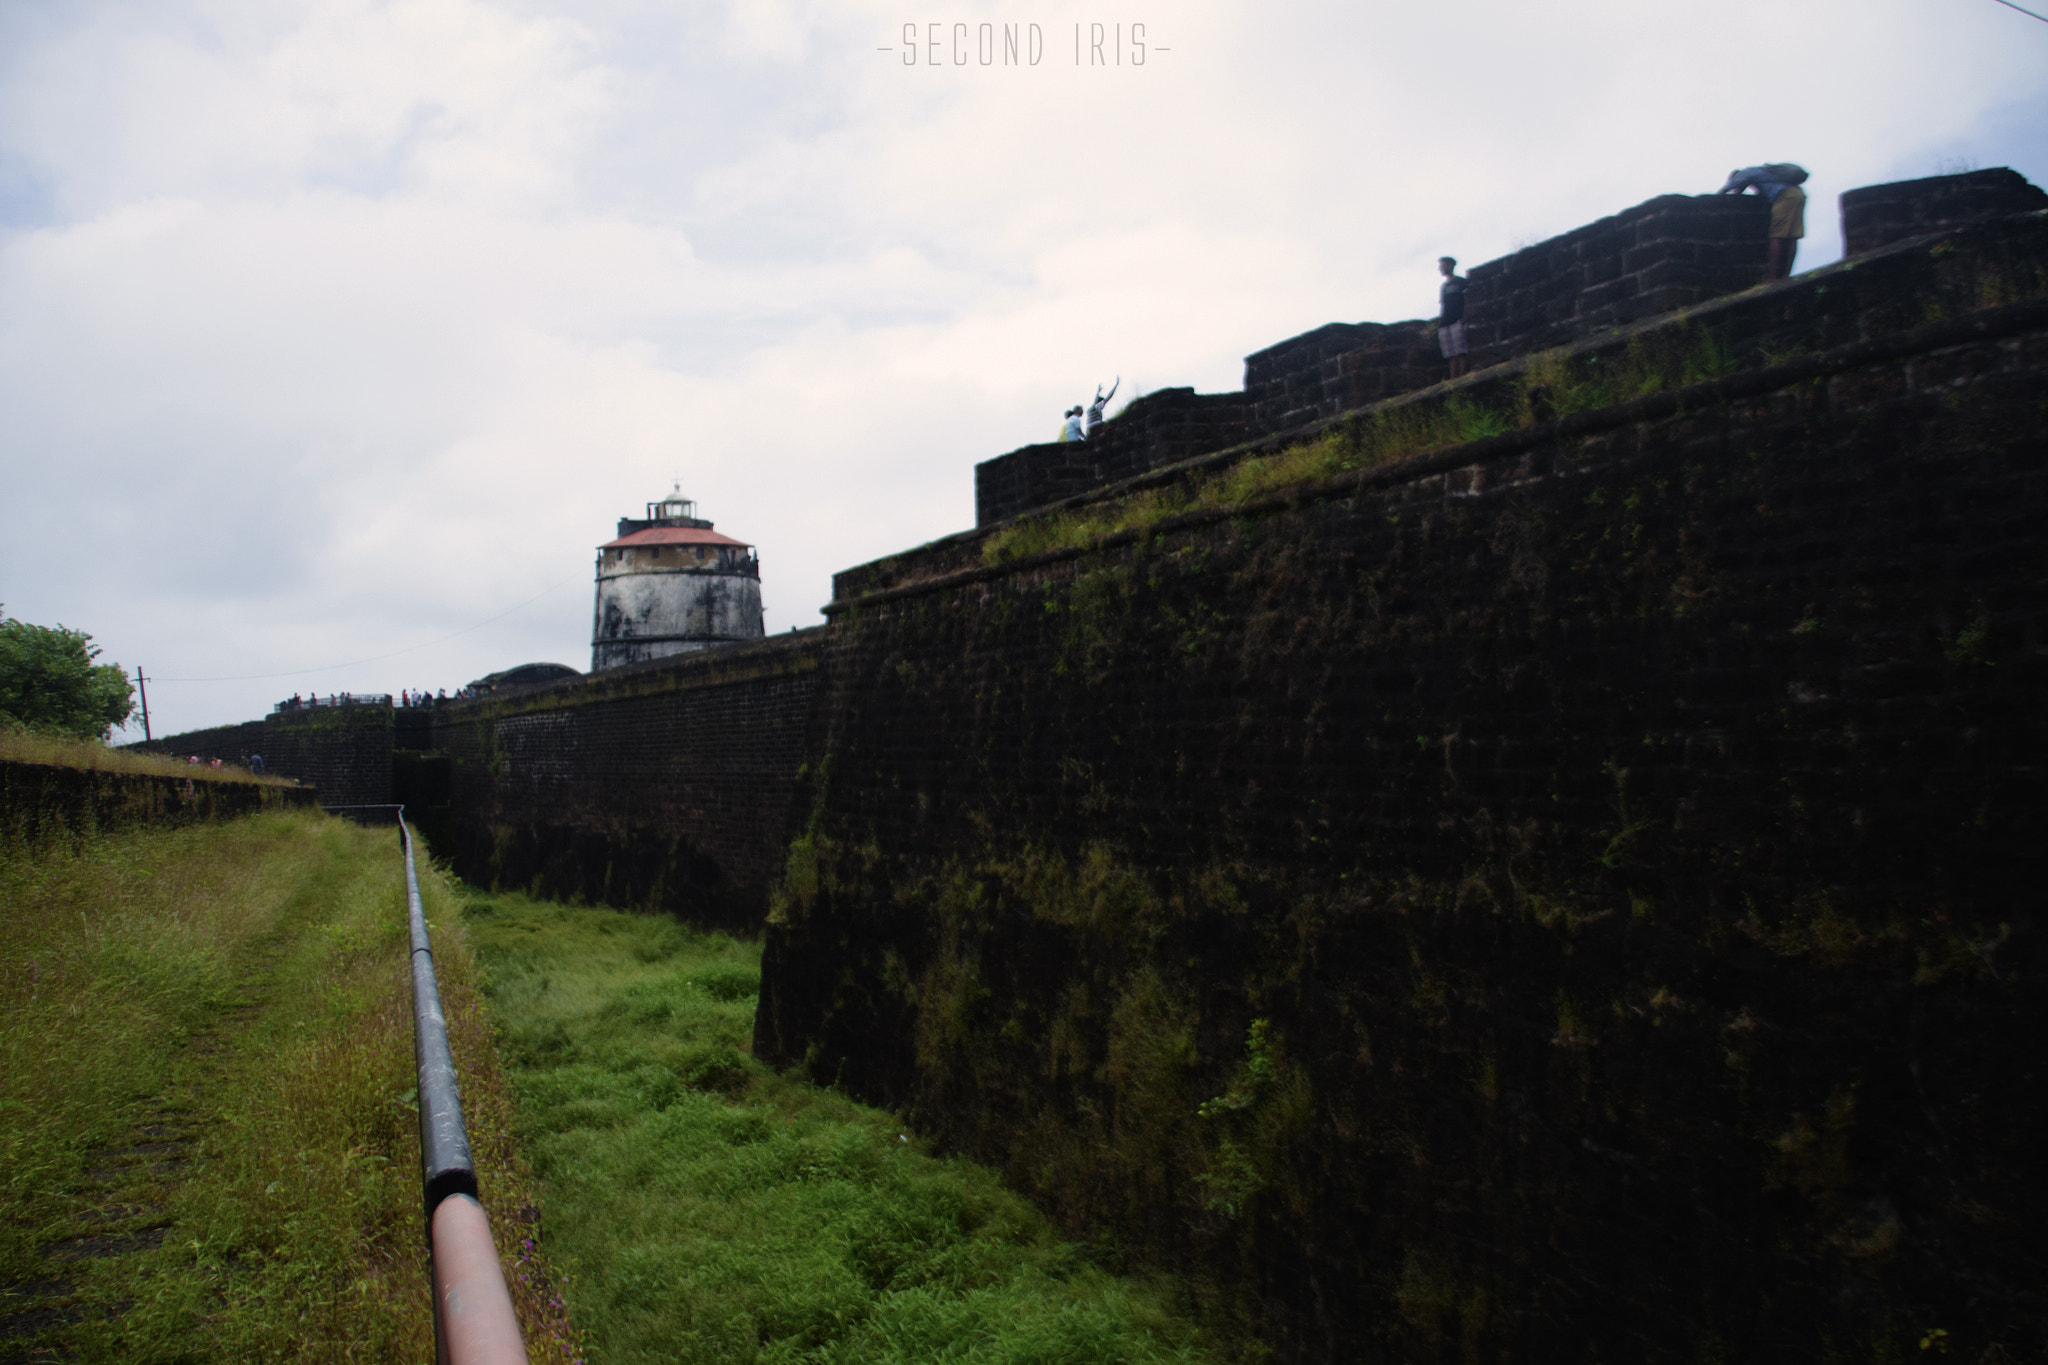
[0, 811, 575, 1362]
[0, 722, 288, 785]
[465, 892, 1215, 1365]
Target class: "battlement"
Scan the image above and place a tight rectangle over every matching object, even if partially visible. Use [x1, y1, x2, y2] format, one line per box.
[975, 169, 2042, 527]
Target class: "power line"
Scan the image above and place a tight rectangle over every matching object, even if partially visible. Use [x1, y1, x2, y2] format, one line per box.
[1989, 0, 2048, 22]
[156, 575, 581, 683]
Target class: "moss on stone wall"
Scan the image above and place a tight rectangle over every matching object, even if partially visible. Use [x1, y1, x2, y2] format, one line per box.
[761, 275, 2048, 1362]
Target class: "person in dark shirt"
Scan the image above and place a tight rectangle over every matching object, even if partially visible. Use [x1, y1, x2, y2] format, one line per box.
[1438, 256, 1470, 379]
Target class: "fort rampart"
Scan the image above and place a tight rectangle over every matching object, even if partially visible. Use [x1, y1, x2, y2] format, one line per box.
[133, 171, 2048, 1362]
[756, 222, 2048, 1358]
[428, 633, 823, 933]
[0, 760, 318, 840]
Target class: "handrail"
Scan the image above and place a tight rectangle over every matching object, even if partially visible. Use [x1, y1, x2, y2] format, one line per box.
[400, 811, 530, 1365]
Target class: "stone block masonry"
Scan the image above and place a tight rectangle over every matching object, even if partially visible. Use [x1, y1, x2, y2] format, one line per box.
[431, 632, 824, 933]
[1241, 320, 1439, 436]
[975, 388, 1249, 529]
[844, 205, 2048, 607]
[130, 719, 267, 766]
[1, 760, 319, 841]
[133, 641, 828, 929]
[264, 705, 395, 808]
[1842, 167, 2048, 257]
[1461, 192, 1768, 359]
[136, 707, 392, 806]
[758, 243, 2048, 1356]
[977, 172, 2043, 530]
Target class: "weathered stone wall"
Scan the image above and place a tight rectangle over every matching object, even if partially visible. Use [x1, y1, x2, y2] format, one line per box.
[757, 257, 2048, 1358]
[1459, 192, 1769, 362]
[1242, 320, 1439, 437]
[1842, 167, 2048, 257]
[129, 719, 268, 766]
[393, 708, 438, 751]
[850, 209, 2048, 608]
[263, 705, 394, 808]
[0, 760, 318, 841]
[976, 388, 1250, 529]
[431, 632, 824, 933]
[124, 643, 828, 926]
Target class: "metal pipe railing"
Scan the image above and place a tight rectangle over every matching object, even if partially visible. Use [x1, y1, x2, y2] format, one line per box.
[400, 812, 529, 1365]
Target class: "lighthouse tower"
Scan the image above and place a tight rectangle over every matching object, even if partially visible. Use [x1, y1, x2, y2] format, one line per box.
[591, 485, 765, 671]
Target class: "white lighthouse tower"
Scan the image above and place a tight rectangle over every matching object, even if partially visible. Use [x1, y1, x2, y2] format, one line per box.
[591, 485, 765, 671]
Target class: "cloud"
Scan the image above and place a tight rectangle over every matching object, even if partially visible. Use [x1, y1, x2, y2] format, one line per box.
[1, 0, 2043, 734]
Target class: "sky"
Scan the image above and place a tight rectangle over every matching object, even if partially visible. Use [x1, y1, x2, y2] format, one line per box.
[2, 0, 2044, 738]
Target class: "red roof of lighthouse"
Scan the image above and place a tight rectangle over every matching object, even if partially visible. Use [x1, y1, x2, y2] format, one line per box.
[600, 526, 752, 550]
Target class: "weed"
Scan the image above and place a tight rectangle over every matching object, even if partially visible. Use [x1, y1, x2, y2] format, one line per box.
[0, 811, 576, 1362]
[0, 723, 289, 785]
[464, 891, 1215, 1365]
[1946, 612, 1992, 668]
[976, 324, 1745, 569]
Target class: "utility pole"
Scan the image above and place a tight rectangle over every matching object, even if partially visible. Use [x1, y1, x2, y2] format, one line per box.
[135, 667, 152, 744]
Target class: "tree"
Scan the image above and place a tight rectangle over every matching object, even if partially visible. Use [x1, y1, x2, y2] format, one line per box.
[0, 610, 136, 740]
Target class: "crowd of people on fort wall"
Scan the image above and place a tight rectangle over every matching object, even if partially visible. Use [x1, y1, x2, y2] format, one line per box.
[398, 687, 481, 706]
[272, 685, 483, 713]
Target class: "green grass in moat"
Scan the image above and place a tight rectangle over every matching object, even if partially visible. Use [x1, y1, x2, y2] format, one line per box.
[465, 890, 1216, 1365]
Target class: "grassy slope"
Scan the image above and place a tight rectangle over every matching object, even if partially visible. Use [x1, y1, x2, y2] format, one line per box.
[0, 811, 573, 1363]
[466, 891, 1216, 1365]
[0, 725, 289, 785]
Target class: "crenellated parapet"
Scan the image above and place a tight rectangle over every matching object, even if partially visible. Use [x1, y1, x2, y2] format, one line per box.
[976, 169, 2045, 527]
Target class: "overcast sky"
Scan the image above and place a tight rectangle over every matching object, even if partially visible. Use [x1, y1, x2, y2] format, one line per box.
[3, 0, 2044, 737]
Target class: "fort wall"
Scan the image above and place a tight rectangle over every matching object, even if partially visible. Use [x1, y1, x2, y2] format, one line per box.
[0, 760, 319, 840]
[758, 219, 2048, 1361]
[1841, 166, 2048, 257]
[130, 719, 268, 766]
[849, 207, 2048, 603]
[429, 632, 824, 933]
[263, 705, 395, 809]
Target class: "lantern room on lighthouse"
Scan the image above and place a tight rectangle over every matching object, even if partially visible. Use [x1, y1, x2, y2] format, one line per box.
[591, 485, 764, 671]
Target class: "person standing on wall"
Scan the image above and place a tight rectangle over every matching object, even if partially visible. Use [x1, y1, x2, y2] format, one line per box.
[1438, 256, 1470, 379]
[1084, 378, 1119, 437]
[1060, 405, 1086, 442]
[1718, 163, 1808, 280]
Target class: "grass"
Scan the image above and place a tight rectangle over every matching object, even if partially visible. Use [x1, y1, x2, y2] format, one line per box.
[464, 891, 1216, 1365]
[0, 723, 290, 786]
[977, 325, 1741, 569]
[0, 810, 576, 1362]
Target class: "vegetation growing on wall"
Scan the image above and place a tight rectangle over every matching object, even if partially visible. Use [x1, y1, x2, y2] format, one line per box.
[764, 289, 2048, 1362]
[976, 327, 1747, 570]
